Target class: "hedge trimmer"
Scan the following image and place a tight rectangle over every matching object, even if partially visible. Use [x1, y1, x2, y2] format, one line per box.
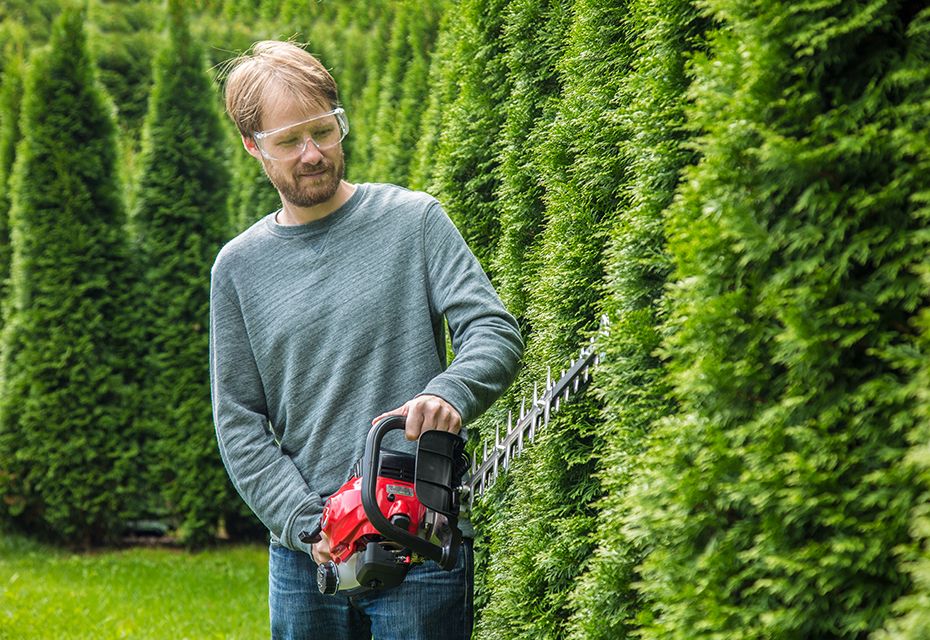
[302, 317, 607, 596]
[299, 415, 468, 595]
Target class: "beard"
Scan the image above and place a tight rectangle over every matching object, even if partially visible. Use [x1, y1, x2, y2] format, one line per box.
[263, 151, 345, 209]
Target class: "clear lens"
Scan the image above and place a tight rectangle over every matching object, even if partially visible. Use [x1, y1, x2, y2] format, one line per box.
[254, 109, 348, 161]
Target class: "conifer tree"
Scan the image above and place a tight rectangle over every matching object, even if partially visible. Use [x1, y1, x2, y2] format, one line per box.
[426, 0, 510, 274]
[491, 0, 572, 323]
[565, 2, 706, 638]
[89, 0, 159, 139]
[230, 139, 280, 231]
[626, 2, 930, 637]
[367, 0, 442, 185]
[0, 51, 24, 313]
[407, 7, 461, 193]
[475, 0, 633, 636]
[0, 7, 138, 545]
[343, 6, 392, 182]
[131, 0, 239, 545]
[870, 9, 930, 638]
[876, 299, 930, 638]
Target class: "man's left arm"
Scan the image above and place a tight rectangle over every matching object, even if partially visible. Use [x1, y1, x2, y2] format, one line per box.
[375, 202, 524, 440]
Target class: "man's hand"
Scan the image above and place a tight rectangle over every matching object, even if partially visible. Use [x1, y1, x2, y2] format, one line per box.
[372, 395, 462, 441]
[311, 530, 332, 565]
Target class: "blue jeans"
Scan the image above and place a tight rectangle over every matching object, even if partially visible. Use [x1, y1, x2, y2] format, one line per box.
[269, 539, 473, 640]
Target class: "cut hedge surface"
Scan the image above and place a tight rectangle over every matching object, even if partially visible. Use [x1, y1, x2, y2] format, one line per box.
[626, 2, 930, 638]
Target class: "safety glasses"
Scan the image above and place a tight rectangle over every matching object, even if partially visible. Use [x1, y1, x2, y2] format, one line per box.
[252, 108, 349, 161]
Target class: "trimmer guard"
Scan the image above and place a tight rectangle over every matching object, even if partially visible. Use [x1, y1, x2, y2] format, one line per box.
[361, 416, 466, 570]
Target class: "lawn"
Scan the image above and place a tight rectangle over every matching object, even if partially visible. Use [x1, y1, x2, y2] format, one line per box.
[0, 533, 268, 639]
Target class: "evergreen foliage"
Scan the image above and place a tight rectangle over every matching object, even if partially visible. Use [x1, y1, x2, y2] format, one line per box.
[625, 2, 930, 637]
[565, 1, 706, 637]
[476, 0, 635, 636]
[4, 4, 930, 633]
[0, 7, 138, 546]
[229, 139, 280, 231]
[130, 0, 241, 545]
[407, 6, 460, 193]
[426, 0, 510, 274]
[491, 0, 573, 323]
[871, 9, 930, 638]
[367, 0, 442, 185]
[343, 7, 392, 182]
[0, 51, 24, 314]
[88, 0, 159, 138]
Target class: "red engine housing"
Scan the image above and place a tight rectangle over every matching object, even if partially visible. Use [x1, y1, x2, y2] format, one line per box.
[320, 473, 427, 564]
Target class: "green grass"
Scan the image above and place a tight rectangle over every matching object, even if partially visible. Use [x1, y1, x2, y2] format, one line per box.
[0, 533, 268, 639]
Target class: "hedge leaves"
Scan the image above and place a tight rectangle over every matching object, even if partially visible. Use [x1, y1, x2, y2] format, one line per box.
[0, 8, 138, 545]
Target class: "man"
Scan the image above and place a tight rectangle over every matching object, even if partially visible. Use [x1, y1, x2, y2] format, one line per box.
[210, 40, 523, 640]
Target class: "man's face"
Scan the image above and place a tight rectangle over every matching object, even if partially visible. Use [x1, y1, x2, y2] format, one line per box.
[246, 93, 345, 209]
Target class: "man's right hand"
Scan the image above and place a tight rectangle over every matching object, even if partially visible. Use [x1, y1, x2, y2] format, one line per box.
[311, 530, 332, 565]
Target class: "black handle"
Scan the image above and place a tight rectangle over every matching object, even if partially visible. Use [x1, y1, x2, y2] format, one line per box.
[361, 416, 457, 569]
[298, 524, 322, 545]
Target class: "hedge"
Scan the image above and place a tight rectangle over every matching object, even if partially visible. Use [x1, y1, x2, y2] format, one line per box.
[3, 6, 930, 640]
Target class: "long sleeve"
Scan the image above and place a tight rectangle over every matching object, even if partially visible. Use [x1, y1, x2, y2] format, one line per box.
[209, 274, 321, 554]
[419, 203, 524, 423]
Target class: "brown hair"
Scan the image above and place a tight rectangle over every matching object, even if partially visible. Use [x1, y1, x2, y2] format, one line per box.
[223, 40, 339, 137]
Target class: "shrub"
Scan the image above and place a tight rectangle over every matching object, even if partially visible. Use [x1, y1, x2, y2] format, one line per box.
[0, 7, 138, 546]
[130, 0, 242, 545]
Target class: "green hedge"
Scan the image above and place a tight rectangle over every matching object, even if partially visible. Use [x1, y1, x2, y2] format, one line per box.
[3, 5, 930, 639]
[564, 1, 705, 637]
[626, 2, 930, 637]
[475, 0, 633, 636]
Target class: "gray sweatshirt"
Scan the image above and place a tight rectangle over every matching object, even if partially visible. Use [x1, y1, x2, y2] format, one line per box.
[210, 182, 523, 555]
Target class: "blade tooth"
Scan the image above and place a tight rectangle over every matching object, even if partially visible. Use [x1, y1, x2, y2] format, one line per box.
[555, 396, 560, 413]
[520, 397, 526, 420]
[483, 440, 488, 465]
[573, 377, 580, 393]
[508, 410, 513, 435]
[533, 381, 539, 405]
